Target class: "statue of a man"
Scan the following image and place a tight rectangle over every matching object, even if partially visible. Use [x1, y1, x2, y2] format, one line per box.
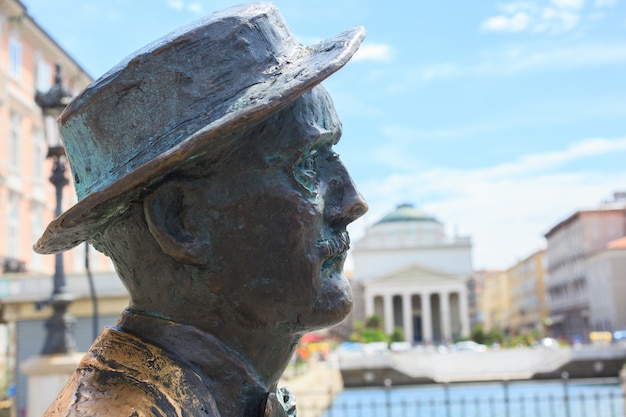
[34, 3, 367, 417]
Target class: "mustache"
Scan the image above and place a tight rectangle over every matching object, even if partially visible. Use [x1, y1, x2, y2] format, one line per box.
[316, 231, 350, 259]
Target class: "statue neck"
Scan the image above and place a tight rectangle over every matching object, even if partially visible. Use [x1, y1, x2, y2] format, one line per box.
[117, 309, 301, 390]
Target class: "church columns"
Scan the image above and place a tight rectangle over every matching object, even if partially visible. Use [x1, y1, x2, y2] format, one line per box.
[364, 290, 375, 318]
[363, 288, 469, 345]
[383, 293, 394, 334]
[421, 293, 432, 344]
[441, 292, 452, 343]
[459, 287, 470, 337]
[402, 294, 413, 343]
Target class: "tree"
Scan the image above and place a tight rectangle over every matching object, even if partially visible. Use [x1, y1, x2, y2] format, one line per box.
[350, 314, 390, 343]
[390, 326, 405, 342]
[366, 314, 382, 330]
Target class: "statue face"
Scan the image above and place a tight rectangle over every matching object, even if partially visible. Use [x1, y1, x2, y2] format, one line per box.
[194, 86, 367, 330]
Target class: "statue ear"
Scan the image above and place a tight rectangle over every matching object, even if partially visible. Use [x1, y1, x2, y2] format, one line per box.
[143, 180, 210, 266]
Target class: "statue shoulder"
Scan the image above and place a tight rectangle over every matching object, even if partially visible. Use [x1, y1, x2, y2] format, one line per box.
[43, 328, 220, 417]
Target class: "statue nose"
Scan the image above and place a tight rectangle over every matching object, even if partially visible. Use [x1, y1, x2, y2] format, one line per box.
[341, 185, 368, 225]
[327, 164, 368, 226]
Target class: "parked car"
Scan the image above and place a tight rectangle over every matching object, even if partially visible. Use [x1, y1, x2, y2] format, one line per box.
[613, 330, 626, 343]
[538, 337, 560, 349]
[452, 341, 487, 352]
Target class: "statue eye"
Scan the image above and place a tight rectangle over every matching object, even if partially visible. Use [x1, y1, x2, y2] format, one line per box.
[294, 149, 319, 194]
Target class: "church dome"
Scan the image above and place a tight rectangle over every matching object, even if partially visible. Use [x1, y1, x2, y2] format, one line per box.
[377, 204, 439, 224]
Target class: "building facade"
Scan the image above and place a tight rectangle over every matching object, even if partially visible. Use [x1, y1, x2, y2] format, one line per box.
[0, 0, 121, 350]
[351, 204, 473, 344]
[586, 237, 626, 334]
[0, 0, 118, 318]
[1, 0, 96, 275]
[481, 269, 509, 334]
[469, 270, 498, 331]
[544, 196, 626, 342]
[0, 3, 125, 414]
[507, 250, 547, 336]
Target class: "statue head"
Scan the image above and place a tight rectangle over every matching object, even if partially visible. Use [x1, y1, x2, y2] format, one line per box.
[34, 3, 366, 343]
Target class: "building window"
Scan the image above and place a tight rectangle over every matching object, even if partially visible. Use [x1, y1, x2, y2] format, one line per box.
[30, 203, 45, 271]
[9, 36, 22, 79]
[35, 58, 51, 92]
[72, 243, 86, 273]
[8, 111, 21, 172]
[32, 127, 45, 181]
[7, 192, 20, 259]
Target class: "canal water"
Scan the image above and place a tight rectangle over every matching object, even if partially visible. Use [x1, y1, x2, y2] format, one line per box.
[321, 378, 623, 417]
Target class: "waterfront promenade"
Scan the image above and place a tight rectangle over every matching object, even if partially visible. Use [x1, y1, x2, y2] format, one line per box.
[280, 365, 343, 417]
[280, 349, 626, 417]
[327, 378, 623, 417]
[339, 344, 626, 386]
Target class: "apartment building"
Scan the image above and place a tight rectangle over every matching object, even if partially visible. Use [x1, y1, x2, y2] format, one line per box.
[587, 236, 626, 334]
[1, 0, 93, 275]
[0, 4, 130, 413]
[507, 250, 547, 336]
[481, 269, 509, 334]
[544, 194, 626, 342]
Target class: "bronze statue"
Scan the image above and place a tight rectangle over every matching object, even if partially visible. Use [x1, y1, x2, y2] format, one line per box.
[34, 3, 367, 417]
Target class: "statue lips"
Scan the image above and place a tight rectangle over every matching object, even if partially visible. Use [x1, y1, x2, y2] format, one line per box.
[317, 231, 351, 268]
[312, 229, 353, 323]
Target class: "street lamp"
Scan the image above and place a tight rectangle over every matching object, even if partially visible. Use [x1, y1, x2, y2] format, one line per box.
[35, 63, 76, 355]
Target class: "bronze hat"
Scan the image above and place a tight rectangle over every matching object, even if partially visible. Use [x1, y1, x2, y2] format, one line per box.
[34, 2, 365, 254]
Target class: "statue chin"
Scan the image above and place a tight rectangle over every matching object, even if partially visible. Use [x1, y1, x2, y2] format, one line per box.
[306, 269, 353, 330]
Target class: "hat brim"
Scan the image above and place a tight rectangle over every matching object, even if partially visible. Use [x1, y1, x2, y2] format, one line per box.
[34, 26, 365, 254]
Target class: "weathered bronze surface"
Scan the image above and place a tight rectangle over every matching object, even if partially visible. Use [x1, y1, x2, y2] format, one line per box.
[35, 3, 367, 416]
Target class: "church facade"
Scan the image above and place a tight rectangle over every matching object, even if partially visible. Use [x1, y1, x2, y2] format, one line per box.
[351, 204, 473, 344]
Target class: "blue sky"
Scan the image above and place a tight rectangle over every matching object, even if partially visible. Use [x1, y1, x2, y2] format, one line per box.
[22, 0, 626, 270]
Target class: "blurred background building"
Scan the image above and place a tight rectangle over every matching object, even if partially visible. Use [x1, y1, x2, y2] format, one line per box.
[344, 192, 626, 348]
[544, 193, 626, 342]
[478, 192, 626, 344]
[481, 251, 547, 338]
[349, 204, 474, 344]
[0, 1, 129, 414]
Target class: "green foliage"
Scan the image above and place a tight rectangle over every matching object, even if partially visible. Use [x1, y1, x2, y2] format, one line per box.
[360, 328, 390, 343]
[350, 315, 392, 344]
[468, 323, 504, 346]
[390, 326, 405, 342]
[486, 328, 504, 345]
[365, 314, 382, 330]
[469, 323, 551, 348]
[470, 324, 486, 345]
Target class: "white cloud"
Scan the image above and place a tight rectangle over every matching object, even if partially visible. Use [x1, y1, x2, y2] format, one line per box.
[497, 1, 540, 14]
[481, 0, 596, 34]
[349, 137, 626, 270]
[353, 43, 393, 62]
[165, 0, 204, 14]
[404, 42, 626, 82]
[535, 7, 580, 32]
[481, 12, 532, 32]
[187, 2, 204, 14]
[594, 0, 618, 6]
[551, 0, 585, 9]
[166, 0, 185, 10]
[473, 137, 626, 178]
[412, 63, 462, 81]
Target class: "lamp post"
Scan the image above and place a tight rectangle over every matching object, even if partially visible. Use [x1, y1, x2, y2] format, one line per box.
[35, 64, 76, 355]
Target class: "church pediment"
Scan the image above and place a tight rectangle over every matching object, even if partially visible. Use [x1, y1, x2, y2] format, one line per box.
[365, 263, 465, 288]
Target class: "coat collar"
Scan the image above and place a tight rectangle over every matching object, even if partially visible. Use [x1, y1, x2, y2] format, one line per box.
[115, 310, 292, 417]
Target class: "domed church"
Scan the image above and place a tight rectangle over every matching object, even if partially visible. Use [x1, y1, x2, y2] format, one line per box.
[351, 204, 473, 344]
